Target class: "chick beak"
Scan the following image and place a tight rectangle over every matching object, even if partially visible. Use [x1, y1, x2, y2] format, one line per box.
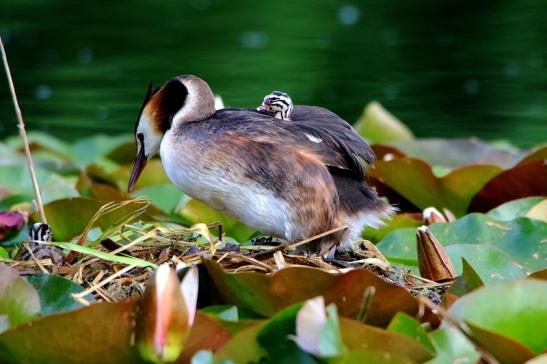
[128, 146, 147, 192]
[257, 99, 270, 112]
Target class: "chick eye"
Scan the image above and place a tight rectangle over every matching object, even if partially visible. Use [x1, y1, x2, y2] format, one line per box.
[137, 133, 144, 143]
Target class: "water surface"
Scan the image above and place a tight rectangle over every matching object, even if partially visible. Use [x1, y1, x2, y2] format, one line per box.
[1, 0, 546, 147]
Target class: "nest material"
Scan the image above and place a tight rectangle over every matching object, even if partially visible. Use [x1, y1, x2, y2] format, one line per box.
[8, 220, 451, 305]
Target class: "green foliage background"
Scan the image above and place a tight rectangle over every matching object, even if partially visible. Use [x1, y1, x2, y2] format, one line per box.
[1, 0, 547, 145]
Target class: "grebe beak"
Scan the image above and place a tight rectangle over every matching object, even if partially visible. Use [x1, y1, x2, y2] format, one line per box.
[128, 146, 147, 192]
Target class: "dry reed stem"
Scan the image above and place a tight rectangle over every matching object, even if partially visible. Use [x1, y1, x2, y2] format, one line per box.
[0, 36, 47, 223]
[73, 264, 136, 299]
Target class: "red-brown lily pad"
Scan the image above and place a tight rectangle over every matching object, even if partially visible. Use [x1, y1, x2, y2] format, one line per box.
[468, 160, 547, 213]
[0, 300, 142, 364]
[369, 157, 502, 216]
[202, 259, 418, 327]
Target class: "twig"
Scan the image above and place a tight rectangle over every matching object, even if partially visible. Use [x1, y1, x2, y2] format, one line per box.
[357, 286, 375, 323]
[254, 224, 348, 259]
[72, 264, 136, 299]
[287, 224, 348, 250]
[22, 242, 49, 274]
[0, 36, 47, 223]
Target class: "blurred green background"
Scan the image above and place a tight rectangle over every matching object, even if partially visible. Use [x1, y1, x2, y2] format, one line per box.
[0, 0, 546, 147]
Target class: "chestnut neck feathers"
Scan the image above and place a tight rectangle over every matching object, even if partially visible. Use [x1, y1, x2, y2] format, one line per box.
[141, 75, 216, 134]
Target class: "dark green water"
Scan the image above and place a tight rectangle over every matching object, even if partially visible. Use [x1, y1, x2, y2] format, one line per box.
[0, 0, 546, 147]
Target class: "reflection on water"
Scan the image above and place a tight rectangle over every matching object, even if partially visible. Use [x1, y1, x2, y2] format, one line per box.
[0, 0, 546, 147]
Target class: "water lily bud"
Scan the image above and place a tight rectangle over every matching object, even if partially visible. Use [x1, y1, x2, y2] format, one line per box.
[177, 264, 199, 327]
[416, 226, 456, 282]
[0, 211, 26, 241]
[422, 207, 447, 225]
[136, 264, 199, 363]
[292, 296, 343, 358]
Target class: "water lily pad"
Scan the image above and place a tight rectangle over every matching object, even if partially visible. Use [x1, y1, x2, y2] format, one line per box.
[354, 101, 414, 143]
[179, 199, 256, 242]
[369, 158, 502, 216]
[527, 199, 547, 223]
[42, 197, 151, 241]
[378, 214, 546, 278]
[447, 258, 484, 297]
[257, 304, 318, 363]
[426, 327, 479, 364]
[0, 264, 41, 327]
[26, 274, 94, 315]
[202, 259, 418, 327]
[177, 312, 231, 363]
[0, 165, 78, 204]
[216, 306, 432, 363]
[516, 145, 547, 165]
[0, 300, 144, 364]
[445, 244, 527, 282]
[388, 138, 523, 169]
[363, 213, 422, 243]
[215, 321, 267, 363]
[341, 318, 433, 362]
[466, 321, 534, 363]
[469, 160, 547, 213]
[449, 279, 547, 354]
[387, 312, 435, 353]
[486, 196, 545, 221]
[132, 184, 185, 214]
[70, 134, 132, 168]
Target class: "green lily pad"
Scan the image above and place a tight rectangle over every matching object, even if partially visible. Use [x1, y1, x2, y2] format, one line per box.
[466, 321, 534, 363]
[445, 244, 527, 283]
[5, 131, 71, 158]
[0, 264, 41, 327]
[70, 134, 132, 168]
[363, 213, 423, 243]
[426, 327, 479, 364]
[215, 322, 268, 363]
[216, 307, 432, 363]
[369, 158, 502, 216]
[132, 184, 185, 214]
[388, 138, 523, 169]
[387, 312, 435, 353]
[378, 214, 546, 278]
[449, 279, 547, 354]
[26, 274, 93, 315]
[257, 304, 318, 363]
[487, 196, 545, 221]
[447, 258, 484, 297]
[42, 197, 151, 241]
[107, 159, 171, 191]
[0, 165, 78, 204]
[178, 199, 256, 242]
[354, 101, 414, 143]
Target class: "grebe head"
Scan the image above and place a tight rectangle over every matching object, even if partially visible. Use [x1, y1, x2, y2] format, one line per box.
[257, 91, 293, 120]
[128, 75, 215, 191]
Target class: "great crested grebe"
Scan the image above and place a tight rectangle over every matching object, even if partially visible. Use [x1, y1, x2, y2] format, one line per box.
[257, 91, 293, 120]
[128, 75, 394, 256]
